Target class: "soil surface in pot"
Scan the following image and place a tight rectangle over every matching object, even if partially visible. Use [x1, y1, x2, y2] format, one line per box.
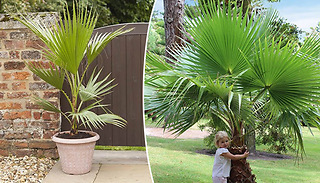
[57, 131, 94, 139]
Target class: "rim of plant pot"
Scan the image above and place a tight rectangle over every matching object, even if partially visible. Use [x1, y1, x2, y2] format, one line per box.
[52, 130, 100, 144]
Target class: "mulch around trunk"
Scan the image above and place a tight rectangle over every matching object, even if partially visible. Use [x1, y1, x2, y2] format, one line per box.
[196, 149, 293, 160]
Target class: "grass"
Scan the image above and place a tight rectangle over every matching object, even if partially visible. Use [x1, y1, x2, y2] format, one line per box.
[146, 127, 320, 183]
[95, 145, 146, 151]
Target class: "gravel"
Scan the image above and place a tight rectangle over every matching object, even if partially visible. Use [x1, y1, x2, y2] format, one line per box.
[0, 155, 57, 183]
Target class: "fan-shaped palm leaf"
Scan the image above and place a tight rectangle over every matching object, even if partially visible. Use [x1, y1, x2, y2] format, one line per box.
[26, 62, 65, 90]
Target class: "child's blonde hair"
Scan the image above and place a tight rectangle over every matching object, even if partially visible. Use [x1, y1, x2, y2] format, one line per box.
[214, 131, 229, 148]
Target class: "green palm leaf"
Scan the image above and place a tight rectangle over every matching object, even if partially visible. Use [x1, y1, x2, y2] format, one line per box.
[26, 62, 65, 90]
[239, 38, 320, 112]
[16, 2, 96, 74]
[79, 69, 116, 102]
[179, 2, 278, 77]
[87, 26, 134, 64]
[32, 95, 61, 113]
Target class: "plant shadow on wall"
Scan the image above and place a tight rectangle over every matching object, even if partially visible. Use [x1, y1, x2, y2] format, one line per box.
[145, 0, 320, 182]
[14, 1, 132, 175]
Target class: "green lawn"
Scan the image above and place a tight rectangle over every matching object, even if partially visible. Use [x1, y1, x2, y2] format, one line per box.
[146, 128, 320, 183]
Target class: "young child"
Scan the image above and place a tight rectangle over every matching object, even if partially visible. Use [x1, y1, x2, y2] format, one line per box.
[212, 131, 249, 183]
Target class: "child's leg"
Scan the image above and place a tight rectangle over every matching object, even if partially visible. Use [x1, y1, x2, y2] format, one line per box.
[212, 176, 227, 183]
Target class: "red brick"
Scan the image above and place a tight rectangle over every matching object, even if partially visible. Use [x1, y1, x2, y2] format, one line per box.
[0, 149, 9, 156]
[29, 140, 56, 149]
[33, 112, 41, 120]
[26, 40, 47, 49]
[0, 31, 7, 39]
[13, 72, 30, 80]
[7, 92, 30, 99]
[43, 130, 58, 139]
[9, 51, 20, 59]
[0, 102, 22, 109]
[36, 149, 58, 159]
[14, 149, 33, 157]
[43, 112, 60, 121]
[13, 141, 29, 148]
[3, 111, 32, 120]
[0, 139, 11, 149]
[4, 40, 25, 50]
[26, 102, 41, 109]
[2, 72, 12, 80]
[0, 83, 8, 90]
[29, 61, 54, 69]
[4, 61, 25, 70]
[45, 149, 58, 159]
[12, 82, 26, 90]
[48, 121, 60, 130]
[0, 92, 3, 99]
[43, 91, 60, 98]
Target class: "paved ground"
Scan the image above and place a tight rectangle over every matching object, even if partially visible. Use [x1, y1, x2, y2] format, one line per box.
[43, 128, 208, 183]
[145, 127, 210, 139]
[43, 150, 153, 183]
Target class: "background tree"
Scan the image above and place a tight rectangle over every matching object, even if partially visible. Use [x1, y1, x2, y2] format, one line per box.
[0, 0, 154, 28]
[163, 0, 186, 62]
[147, 11, 166, 55]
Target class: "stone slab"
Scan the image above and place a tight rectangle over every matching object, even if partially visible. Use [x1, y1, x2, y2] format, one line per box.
[92, 150, 149, 164]
[43, 162, 100, 183]
[94, 164, 153, 183]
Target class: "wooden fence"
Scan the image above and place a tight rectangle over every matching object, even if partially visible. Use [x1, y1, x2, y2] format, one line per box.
[61, 23, 148, 146]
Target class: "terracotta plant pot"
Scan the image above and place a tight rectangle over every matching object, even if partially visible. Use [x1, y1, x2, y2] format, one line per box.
[52, 130, 100, 175]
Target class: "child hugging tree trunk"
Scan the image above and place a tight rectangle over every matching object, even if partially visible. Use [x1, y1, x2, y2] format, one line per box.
[212, 131, 249, 183]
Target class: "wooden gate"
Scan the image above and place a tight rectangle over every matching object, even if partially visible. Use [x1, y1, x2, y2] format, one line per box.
[61, 23, 148, 146]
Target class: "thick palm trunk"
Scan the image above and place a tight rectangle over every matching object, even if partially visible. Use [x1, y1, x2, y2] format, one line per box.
[228, 146, 256, 183]
[228, 125, 256, 183]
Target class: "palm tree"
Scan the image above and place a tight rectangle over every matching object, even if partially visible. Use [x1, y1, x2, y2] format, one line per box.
[145, 1, 320, 182]
[14, 2, 133, 136]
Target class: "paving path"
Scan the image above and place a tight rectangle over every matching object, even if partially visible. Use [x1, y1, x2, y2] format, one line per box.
[43, 150, 152, 183]
[145, 127, 210, 139]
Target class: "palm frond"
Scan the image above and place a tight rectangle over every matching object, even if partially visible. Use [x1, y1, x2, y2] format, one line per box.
[79, 68, 116, 102]
[26, 62, 65, 90]
[32, 95, 61, 113]
[15, 2, 96, 74]
[87, 26, 134, 64]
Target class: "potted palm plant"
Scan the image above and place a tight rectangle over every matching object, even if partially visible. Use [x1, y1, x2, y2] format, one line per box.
[15, 2, 132, 175]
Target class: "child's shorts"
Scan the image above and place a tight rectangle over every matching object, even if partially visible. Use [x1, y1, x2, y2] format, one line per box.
[212, 176, 227, 183]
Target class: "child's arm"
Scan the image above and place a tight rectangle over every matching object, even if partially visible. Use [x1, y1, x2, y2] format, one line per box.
[221, 151, 249, 160]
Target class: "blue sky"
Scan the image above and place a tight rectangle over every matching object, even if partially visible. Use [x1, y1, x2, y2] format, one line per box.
[264, 0, 320, 32]
[153, 0, 320, 33]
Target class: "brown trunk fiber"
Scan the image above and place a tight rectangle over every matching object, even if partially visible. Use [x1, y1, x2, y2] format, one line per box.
[228, 146, 256, 183]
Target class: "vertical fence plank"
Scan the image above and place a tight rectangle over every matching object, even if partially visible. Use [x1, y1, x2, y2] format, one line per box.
[111, 35, 128, 145]
[126, 34, 142, 146]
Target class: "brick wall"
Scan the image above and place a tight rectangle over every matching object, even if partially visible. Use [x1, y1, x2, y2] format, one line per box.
[0, 13, 59, 158]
